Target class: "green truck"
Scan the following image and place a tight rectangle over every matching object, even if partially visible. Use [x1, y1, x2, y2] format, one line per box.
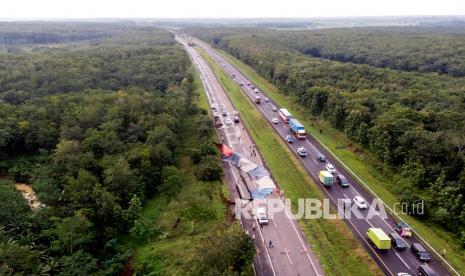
[367, 228, 391, 250]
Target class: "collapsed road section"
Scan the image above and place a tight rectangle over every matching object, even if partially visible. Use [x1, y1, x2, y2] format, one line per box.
[177, 34, 325, 276]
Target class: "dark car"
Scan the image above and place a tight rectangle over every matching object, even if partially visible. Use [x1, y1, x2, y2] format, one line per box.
[389, 232, 407, 250]
[222, 110, 227, 117]
[336, 174, 349, 188]
[418, 264, 437, 276]
[317, 154, 326, 162]
[285, 135, 295, 143]
[411, 243, 431, 262]
[233, 116, 240, 123]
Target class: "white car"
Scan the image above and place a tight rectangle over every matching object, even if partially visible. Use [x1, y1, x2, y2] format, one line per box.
[256, 207, 268, 225]
[326, 163, 336, 174]
[353, 196, 368, 209]
[272, 106, 277, 111]
[272, 117, 279, 124]
[265, 98, 270, 102]
[297, 147, 307, 157]
[211, 103, 216, 110]
[225, 119, 232, 125]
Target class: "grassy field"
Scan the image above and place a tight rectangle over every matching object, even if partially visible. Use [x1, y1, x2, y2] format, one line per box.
[126, 67, 235, 275]
[199, 49, 382, 276]
[212, 47, 465, 274]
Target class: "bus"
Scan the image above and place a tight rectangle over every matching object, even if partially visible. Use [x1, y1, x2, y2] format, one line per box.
[289, 118, 306, 139]
[278, 108, 292, 123]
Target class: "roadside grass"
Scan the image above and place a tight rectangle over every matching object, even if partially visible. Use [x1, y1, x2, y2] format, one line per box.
[127, 66, 231, 275]
[131, 155, 227, 274]
[200, 49, 382, 276]
[192, 65, 210, 111]
[214, 48, 465, 274]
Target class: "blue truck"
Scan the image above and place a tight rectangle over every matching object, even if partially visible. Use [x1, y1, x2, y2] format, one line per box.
[289, 118, 306, 139]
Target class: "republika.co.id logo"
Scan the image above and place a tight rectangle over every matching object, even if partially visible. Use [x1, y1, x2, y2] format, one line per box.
[235, 198, 425, 220]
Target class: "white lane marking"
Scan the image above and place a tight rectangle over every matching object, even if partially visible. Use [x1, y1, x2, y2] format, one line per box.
[200, 42, 423, 275]
[313, 159, 319, 165]
[199, 46, 322, 274]
[254, 219, 278, 276]
[186, 45, 278, 276]
[285, 247, 293, 265]
[395, 251, 412, 271]
[341, 193, 375, 228]
[225, 82, 395, 273]
[277, 197, 322, 275]
[272, 218, 278, 229]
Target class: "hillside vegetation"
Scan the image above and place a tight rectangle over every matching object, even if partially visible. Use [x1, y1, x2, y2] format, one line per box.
[187, 27, 465, 246]
[0, 24, 253, 275]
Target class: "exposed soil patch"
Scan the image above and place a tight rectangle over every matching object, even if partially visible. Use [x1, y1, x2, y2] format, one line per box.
[15, 183, 44, 209]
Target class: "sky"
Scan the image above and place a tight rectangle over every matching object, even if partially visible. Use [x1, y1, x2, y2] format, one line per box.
[1, 0, 464, 19]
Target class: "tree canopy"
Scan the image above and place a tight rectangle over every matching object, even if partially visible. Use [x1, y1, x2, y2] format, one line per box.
[0, 23, 234, 275]
[187, 26, 465, 244]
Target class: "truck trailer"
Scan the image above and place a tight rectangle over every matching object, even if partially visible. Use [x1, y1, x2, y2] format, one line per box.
[289, 118, 306, 139]
[367, 228, 391, 250]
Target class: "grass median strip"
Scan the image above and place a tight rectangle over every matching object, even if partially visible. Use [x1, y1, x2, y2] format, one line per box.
[214, 48, 465, 274]
[199, 48, 382, 276]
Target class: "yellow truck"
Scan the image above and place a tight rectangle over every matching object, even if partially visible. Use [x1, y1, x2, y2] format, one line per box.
[367, 228, 391, 250]
[318, 171, 334, 187]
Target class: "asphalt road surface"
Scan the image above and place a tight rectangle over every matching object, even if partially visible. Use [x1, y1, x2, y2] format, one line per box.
[184, 35, 456, 276]
[177, 36, 325, 276]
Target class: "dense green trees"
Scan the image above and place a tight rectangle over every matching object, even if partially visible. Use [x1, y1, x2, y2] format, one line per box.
[189, 27, 465, 244]
[0, 24, 239, 275]
[190, 26, 465, 76]
[192, 223, 255, 275]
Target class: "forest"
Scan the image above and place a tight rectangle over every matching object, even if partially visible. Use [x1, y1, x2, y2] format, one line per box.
[190, 26, 465, 76]
[0, 24, 253, 275]
[187, 27, 465, 245]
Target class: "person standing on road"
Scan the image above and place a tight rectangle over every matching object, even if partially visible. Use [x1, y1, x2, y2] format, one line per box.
[442, 249, 447, 257]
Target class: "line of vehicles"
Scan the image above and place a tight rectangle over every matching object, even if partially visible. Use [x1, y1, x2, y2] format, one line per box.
[188, 36, 445, 276]
[211, 102, 240, 123]
[366, 226, 435, 275]
[241, 76, 440, 276]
